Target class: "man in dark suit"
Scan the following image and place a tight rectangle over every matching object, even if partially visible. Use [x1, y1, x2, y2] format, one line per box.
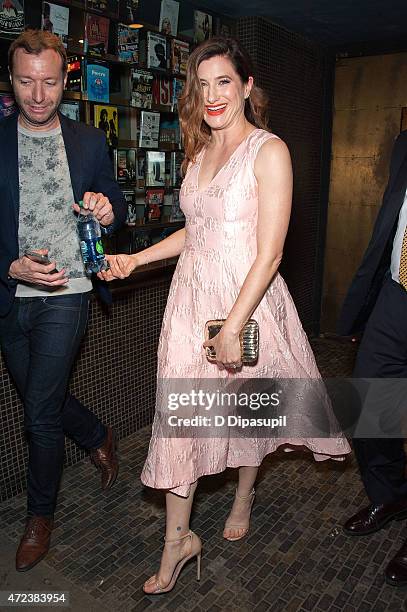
[338, 130, 407, 586]
[0, 29, 126, 571]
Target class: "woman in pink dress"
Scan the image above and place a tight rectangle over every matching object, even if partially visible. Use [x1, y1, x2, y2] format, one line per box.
[100, 37, 351, 594]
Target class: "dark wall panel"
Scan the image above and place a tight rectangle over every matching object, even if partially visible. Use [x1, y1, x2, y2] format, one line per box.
[238, 17, 333, 333]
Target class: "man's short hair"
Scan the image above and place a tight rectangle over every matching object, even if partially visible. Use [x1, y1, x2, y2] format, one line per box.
[8, 29, 67, 75]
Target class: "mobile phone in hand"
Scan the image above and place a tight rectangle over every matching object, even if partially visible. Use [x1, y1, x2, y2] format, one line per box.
[24, 250, 59, 274]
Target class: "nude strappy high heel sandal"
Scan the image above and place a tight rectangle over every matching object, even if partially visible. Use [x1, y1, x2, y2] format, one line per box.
[223, 488, 255, 541]
[143, 530, 202, 595]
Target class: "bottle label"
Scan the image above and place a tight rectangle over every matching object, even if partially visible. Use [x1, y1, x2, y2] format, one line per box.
[80, 238, 105, 263]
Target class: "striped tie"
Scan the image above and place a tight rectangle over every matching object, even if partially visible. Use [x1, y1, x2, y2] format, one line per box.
[400, 225, 407, 290]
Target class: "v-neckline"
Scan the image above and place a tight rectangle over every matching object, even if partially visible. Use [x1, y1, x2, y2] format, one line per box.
[196, 128, 258, 193]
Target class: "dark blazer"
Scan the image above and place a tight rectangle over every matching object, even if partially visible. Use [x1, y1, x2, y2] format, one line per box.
[0, 111, 127, 317]
[338, 130, 407, 335]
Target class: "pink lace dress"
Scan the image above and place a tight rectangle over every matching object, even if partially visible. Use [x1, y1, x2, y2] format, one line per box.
[141, 129, 351, 496]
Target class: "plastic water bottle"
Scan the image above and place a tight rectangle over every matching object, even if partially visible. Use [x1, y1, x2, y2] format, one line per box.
[77, 202, 108, 274]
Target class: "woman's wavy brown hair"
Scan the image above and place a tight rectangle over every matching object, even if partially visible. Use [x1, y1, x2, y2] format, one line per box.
[178, 37, 270, 174]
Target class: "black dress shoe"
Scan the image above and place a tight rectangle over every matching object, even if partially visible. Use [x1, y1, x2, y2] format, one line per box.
[89, 426, 119, 490]
[386, 539, 407, 586]
[343, 499, 407, 536]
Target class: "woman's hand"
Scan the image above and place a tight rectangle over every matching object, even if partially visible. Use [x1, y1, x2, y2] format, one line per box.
[97, 253, 139, 281]
[203, 327, 242, 371]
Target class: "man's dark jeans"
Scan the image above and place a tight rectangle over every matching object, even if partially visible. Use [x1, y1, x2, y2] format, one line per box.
[0, 292, 106, 517]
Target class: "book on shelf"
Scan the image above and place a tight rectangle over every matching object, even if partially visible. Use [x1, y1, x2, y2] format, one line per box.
[194, 10, 212, 44]
[160, 116, 180, 146]
[152, 75, 172, 108]
[59, 101, 80, 121]
[86, 0, 118, 15]
[117, 23, 139, 63]
[94, 104, 118, 147]
[41, 2, 69, 47]
[145, 151, 166, 187]
[0, 93, 17, 119]
[86, 63, 109, 103]
[171, 39, 189, 75]
[139, 110, 160, 148]
[0, 0, 24, 35]
[171, 77, 184, 112]
[170, 188, 184, 221]
[114, 148, 137, 185]
[145, 188, 165, 222]
[140, 31, 168, 72]
[130, 69, 153, 108]
[159, 0, 179, 37]
[84, 13, 109, 57]
[170, 150, 183, 187]
[66, 55, 83, 92]
[122, 189, 137, 225]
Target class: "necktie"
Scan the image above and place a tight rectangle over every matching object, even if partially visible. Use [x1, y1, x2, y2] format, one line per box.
[400, 225, 407, 290]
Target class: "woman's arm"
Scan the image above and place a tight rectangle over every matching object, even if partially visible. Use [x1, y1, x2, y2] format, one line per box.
[203, 137, 293, 367]
[99, 227, 186, 280]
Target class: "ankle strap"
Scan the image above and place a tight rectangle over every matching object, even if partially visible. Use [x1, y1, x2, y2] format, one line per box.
[164, 529, 193, 543]
[235, 488, 255, 500]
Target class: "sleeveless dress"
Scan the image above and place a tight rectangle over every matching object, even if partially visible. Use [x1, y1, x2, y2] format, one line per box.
[140, 129, 351, 496]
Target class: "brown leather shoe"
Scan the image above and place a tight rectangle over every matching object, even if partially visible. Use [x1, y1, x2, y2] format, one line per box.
[386, 539, 407, 586]
[16, 516, 53, 572]
[343, 499, 407, 536]
[89, 426, 118, 490]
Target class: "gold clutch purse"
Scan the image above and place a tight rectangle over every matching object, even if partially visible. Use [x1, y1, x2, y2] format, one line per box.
[204, 319, 259, 365]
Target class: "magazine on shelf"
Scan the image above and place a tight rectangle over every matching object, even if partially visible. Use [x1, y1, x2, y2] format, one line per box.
[121, 189, 137, 225]
[140, 31, 168, 72]
[160, 116, 180, 146]
[170, 150, 183, 187]
[145, 151, 166, 187]
[171, 39, 189, 75]
[194, 10, 212, 44]
[139, 111, 160, 148]
[86, 63, 109, 103]
[145, 188, 165, 222]
[130, 69, 153, 108]
[94, 105, 118, 147]
[170, 188, 184, 221]
[114, 148, 137, 185]
[152, 75, 172, 108]
[41, 2, 69, 47]
[133, 229, 152, 252]
[59, 101, 80, 121]
[0, 93, 16, 119]
[124, 0, 139, 22]
[159, 0, 179, 36]
[136, 149, 146, 188]
[117, 23, 139, 63]
[171, 77, 184, 112]
[0, 0, 24, 35]
[85, 13, 110, 57]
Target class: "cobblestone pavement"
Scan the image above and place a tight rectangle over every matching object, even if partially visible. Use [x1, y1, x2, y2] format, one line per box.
[1, 337, 407, 612]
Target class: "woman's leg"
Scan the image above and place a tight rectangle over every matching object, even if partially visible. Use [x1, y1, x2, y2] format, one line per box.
[144, 480, 198, 592]
[223, 466, 258, 540]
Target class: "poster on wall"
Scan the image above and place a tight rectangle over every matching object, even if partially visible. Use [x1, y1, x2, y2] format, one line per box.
[0, 0, 24, 35]
[41, 2, 70, 47]
[194, 10, 212, 44]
